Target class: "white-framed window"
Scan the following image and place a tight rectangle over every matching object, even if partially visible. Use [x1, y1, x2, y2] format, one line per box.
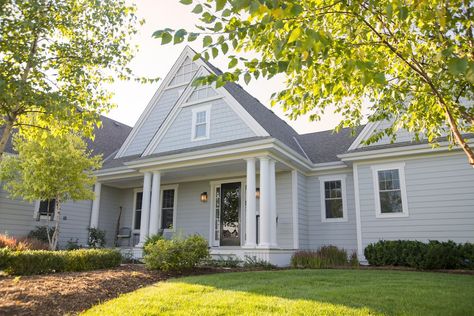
[132, 190, 143, 231]
[371, 163, 409, 218]
[160, 185, 178, 231]
[34, 199, 56, 220]
[191, 105, 211, 141]
[319, 175, 348, 222]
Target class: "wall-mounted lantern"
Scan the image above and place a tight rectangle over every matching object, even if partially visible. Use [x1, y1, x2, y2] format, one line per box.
[256, 188, 260, 199]
[200, 192, 208, 203]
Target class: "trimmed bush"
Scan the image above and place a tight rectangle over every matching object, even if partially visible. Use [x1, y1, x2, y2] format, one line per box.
[364, 240, 474, 270]
[143, 233, 164, 255]
[291, 246, 351, 269]
[0, 248, 122, 275]
[144, 234, 209, 272]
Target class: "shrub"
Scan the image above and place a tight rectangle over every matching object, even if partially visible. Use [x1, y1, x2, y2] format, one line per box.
[291, 246, 350, 269]
[0, 234, 48, 251]
[27, 226, 54, 243]
[144, 234, 209, 272]
[243, 256, 277, 270]
[88, 228, 106, 248]
[143, 233, 164, 255]
[0, 248, 121, 275]
[203, 255, 242, 268]
[65, 238, 82, 250]
[364, 240, 474, 270]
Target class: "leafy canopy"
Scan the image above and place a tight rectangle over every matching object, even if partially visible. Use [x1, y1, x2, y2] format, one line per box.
[0, 132, 101, 203]
[0, 0, 142, 154]
[155, 0, 474, 164]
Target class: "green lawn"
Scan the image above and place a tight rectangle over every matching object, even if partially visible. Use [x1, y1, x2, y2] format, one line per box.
[83, 269, 474, 316]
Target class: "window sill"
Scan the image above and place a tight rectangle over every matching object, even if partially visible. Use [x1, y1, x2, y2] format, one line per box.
[191, 136, 209, 142]
[321, 218, 348, 223]
[375, 212, 409, 218]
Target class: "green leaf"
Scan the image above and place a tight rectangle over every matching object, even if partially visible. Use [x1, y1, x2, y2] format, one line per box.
[216, 0, 226, 11]
[398, 7, 408, 20]
[288, 28, 302, 44]
[466, 63, 474, 84]
[161, 32, 172, 45]
[174, 29, 187, 44]
[188, 32, 198, 42]
[244, 73, 251, 85]
[448, 57, 468, 76]
[229, 58, 238, 68]
[203, 35, 212, 47]
[212, 47, 218, 58]
[192, 4, 203, 13]
[179, 0, 192, 5]
[221, 42, 229, 54]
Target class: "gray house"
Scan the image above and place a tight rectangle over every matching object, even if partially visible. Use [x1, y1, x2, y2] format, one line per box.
[1, 46, 473, 265]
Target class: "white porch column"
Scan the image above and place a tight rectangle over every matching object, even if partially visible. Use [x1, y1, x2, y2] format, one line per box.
[138, 172, 152, 245]
[90, 182, 101, 229]
[244, 158, 257, 248]
[258, 157, 271, 248]
[148, 171, 161, 236]
[269, 159, 278, 248]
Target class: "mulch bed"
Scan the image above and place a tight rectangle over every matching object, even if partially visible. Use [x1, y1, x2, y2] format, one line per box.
[0, 264, 237, 316]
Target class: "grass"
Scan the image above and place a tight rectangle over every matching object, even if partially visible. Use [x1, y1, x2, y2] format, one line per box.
[82, 269, 474, 316]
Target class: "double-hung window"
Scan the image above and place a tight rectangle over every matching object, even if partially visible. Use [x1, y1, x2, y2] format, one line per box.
[320, 175, 347, 222]
[35, 199, 56, 220]
[191, 105, 211, 140]
[133, 191, 143, 230]
[161, 185, 178, 231]
[372, 163, 408, 217]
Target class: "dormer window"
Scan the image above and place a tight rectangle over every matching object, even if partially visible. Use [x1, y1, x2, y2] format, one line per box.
[192, 105, 211, 140]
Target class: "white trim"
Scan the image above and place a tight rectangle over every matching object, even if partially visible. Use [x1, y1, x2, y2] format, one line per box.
[160, 184, 179, 232]
[353, 163, 364, 260]
[115, 47, 196, 158]
[291, 170, 299, 249]
[347, 121, 382, 151]
[182, 95, 223, 107]
[131, 188, 143, 234]
[371, 162, 409, 218]
[209, 178, 246, 248]
[191, 104, 211, 141]
[319, 174, 348, 223]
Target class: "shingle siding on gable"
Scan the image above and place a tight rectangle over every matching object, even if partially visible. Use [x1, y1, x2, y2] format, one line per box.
[361, 120, 418, 148]
[122, 87, 182, 156]
[357, 153, 474, 249]
[152, 98, 256, 154]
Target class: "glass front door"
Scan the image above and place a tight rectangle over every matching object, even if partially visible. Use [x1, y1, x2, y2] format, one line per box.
[219, 182, 241, 246]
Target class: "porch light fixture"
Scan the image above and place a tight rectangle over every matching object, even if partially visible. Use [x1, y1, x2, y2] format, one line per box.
[200, 192, 208, 203]
[256, 188, 260, 199]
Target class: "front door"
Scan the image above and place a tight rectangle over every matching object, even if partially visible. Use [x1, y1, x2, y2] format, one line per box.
[220, 182, 241, 246]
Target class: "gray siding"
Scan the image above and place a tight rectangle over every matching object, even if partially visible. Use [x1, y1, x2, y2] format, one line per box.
[153, 98, 256, 154]
[357, 153, 474, 250]
[305, 172, 358, 253]
[363, 119, 415, 147]
[275, 172, 294, 249]
[122, 87, 182, 156]
[297, 172, 309, 249]
[0, 187, 92, 248]
[97, 186, 123, 247]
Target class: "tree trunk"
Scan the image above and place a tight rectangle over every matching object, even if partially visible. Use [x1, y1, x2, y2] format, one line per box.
[0, 119, 14, 157]
[50, 198, 61, 250]
[444, 107, 474, 166]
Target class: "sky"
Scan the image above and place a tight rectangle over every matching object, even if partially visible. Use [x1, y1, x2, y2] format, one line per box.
[107, 0, 344, 134]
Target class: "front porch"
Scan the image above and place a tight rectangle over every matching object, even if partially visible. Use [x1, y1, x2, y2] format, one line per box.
[91, 153, 299, 266]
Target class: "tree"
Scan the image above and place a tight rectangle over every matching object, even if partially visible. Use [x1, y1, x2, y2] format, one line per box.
[0, 130, 101, 250]
[154, 0, 474, 165]
[0, 0, 141, 156]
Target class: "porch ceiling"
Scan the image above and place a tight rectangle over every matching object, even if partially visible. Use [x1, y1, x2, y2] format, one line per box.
[101, 159, 290, 189]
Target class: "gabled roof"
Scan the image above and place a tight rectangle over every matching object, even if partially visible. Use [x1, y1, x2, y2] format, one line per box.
[201, 58, 306, 157]
[0, 116, 131, 159]
[296, 126, 366, 163]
